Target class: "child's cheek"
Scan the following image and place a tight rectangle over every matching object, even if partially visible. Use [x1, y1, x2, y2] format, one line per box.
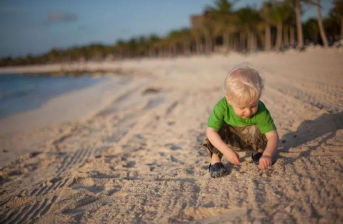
[254, 107, 258, 114]
[235, 109, 243, 117]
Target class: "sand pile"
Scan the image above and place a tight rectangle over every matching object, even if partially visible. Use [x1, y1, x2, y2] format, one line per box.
[0, 48, 343, 223]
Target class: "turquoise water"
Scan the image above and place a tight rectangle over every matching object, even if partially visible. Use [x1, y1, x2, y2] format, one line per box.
[0, 73, 106, 120]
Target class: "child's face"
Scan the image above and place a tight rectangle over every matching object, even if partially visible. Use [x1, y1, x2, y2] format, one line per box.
[226, 96, 259, 119]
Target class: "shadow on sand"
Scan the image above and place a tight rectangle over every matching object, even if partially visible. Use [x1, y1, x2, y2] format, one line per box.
[197, 112, 343, 173]
[276, 111, 343, 162]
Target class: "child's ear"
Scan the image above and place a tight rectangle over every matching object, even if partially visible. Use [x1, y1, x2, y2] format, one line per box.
[225, 95, 232, 104]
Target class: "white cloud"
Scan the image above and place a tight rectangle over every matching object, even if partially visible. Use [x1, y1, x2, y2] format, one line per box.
[48, 10, 77, 24]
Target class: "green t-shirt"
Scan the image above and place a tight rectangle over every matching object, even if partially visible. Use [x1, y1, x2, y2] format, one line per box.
[207, 97, 276, 134]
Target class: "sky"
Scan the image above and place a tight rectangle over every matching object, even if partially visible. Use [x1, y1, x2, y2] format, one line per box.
[0, 0, 335, 58]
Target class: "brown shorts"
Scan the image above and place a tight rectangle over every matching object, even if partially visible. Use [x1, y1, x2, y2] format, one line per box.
[203, 124, 268, 159]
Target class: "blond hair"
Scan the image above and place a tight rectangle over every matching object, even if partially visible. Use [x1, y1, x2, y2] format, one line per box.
[223, 64, 264, 107]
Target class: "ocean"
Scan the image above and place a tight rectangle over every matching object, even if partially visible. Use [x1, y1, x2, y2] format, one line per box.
[0, 73, 106, 120]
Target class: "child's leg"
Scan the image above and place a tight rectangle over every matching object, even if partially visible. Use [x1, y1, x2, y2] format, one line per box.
[211, 152, 221, 165]
[253, 148, 264, 155]
[226, 125, 267, 152]
[228, 125, 268, 164]
[203, 128, 227, 178]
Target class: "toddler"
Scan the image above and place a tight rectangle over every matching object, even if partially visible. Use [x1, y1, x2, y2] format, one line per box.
[203, 64, 279, 178]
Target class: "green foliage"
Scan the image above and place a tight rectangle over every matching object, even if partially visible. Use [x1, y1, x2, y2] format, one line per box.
[304, 18, 320, 43]
[205, 0, 235, 14]
[332, 0, 343, 17]
[234, 7, 261, 31]
[260, 1, 273, 24]
[270, 2, 293, 25]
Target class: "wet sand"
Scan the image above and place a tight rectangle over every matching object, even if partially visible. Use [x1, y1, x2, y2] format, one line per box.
[0, 48, 343, 223]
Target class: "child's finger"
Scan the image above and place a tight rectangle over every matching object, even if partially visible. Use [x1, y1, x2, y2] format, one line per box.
[260, 159, 271, 170]
[235, 153, 240, 165]
[231, 157, 239, 165]
[259, 159, 266, 170]
[234, 155, 240, 165]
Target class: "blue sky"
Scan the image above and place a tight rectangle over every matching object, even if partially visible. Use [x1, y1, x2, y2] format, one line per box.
[0, 0, 334, 58]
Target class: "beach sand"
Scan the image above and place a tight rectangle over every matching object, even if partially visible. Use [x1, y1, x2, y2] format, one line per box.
[0, 48, 343, 223]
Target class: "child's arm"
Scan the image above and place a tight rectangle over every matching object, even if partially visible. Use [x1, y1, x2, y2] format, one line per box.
[206, 127, 240, 165]
[259, 130, 279, 170]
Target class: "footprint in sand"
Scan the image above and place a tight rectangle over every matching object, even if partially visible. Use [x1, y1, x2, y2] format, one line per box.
[165, 143, 182, 150]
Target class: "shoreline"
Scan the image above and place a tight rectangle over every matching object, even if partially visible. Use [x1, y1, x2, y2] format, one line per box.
[0, 76, 129, 136]
[0, 75, 134, 166]
[0, 62, 130, 76]
[0, 74, 106, 121]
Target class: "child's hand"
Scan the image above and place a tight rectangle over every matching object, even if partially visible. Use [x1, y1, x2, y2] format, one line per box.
[259, 155, 272, 170]
[224, 149, 240, 166]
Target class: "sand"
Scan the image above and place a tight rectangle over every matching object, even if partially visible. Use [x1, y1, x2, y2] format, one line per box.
[0, 47, 343, 223]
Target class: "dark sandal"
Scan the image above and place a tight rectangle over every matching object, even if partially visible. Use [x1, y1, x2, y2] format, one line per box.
[251, 153, 263, 165]
[209, 162, 226, 178]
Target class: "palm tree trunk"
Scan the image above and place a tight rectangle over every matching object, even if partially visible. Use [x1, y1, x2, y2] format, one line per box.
[260, 30, 265, 49]
[164, 47, 168, 57]
[149, 49, 154, 58]
[163, 46, 169, 58]
[290, 26, 295, 47]
[283, 26, 289, 47]
[195, 36, 202, 54]
[204, 30, 212, 54]
[233, 37, 238, 51]
[295, 0, 304, 49]
[172, 44, 177, 56]
[248, 32, 257, 52]
[275, 23, 283, 51]
[248, 32, 252, 51]
[223, 31, 230, 53]
[252, 33, 257, 51]
[183, 41, 190, 55]
[240, 32, 246, 51]
[265, 24, 272, 51]
[168, 45, 172, 57]
[316, 0, 329, 47]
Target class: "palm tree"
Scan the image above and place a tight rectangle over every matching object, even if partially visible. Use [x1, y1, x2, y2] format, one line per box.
[146, 35, 160, 57]
[291, 0, 329, 47]
[287, 0, 305, 49]
[166, 28, 193, 56]
[332, 0, 343, 40]
[260, 1, 273, 51]
[205, 0, 236, 53]
[178, 28, 193, 55]
[234, 7, 261, 52]
[114, 40, 127, 59]
[191, 27, 204, 54]
[295, 0, 305, 49]
[304, 18, 320, 44]
[315, 0, 329, 46]
[288, 0, 330, 48]
[202, 13, 215, 54]
[271, 2, 293, 51]
[283, 3, 297, 48]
